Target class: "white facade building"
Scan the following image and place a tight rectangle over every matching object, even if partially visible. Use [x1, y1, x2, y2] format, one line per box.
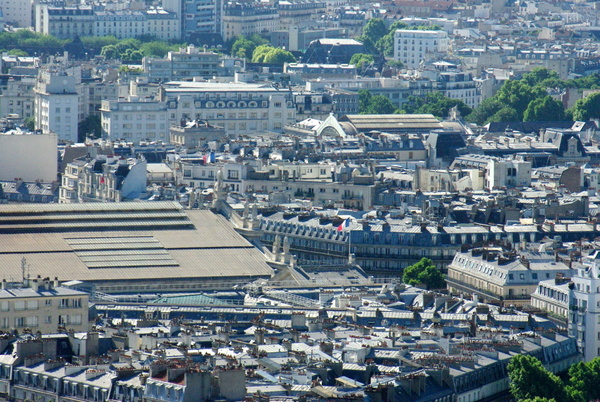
[33, 70, 79, 143]
[0, 0, 33, 27]
[35, 5, 95, 39]
[393, 29, 449, 68]
[0, 76, 36, 120]
[158, 81, 296, 136]
[94, 10, 146, 39]
[569, 251, 600, 361]
[100, 97, 169, 143]
[0, 130, 57, 182]
[36, 5, 179, 40]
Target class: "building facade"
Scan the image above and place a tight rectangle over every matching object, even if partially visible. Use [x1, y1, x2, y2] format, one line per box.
[393, 29, 449, 68]
[158, 81, 296, 136]
[0, 276, 89, 334]
[100, 97, 169, 143]
[446, 247, 574, 306]
[33, 70, 79, 143]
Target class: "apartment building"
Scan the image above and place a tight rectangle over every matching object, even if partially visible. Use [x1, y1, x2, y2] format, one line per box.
[33, 70, 79, 143]
[158, 81, 296, 135]
[35, 5, 95, 39]
[450, 154, 532, 189]
[393, 29, 450, 68]
[0, 0, 33, 27]
[446, 247, 574, 306]
[0, 76, 36, 120]
[221, 3, 279, 41]
[569, 251, 600, 361]
[0, 276, 89, 334]
[36, 5, 180, 40]
[142, 45, 221, 82]
[100, 97, 169, 143]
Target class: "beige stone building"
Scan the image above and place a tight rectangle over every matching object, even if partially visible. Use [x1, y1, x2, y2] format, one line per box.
[0, 275, 89, 334]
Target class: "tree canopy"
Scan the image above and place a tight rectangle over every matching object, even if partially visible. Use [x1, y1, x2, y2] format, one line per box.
[349, 53, 374, 69]
[508, 355, 568, 402]
[402, 258, 445, 289]
[401, 92, 471, 119]
[77, 115, 102, 142]
[504, 355, 600, 402]
[230, 34, 268, 60]
[523, 95, 565, 121]
[570, 92, 600, 121]
[466, 68, 600, 125]
[251, 45, 295, 63]
[358, 90, 398, 114]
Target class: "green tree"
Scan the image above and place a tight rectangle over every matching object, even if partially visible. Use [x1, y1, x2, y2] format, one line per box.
[358, 89, 373, 113]
[376, 21, 408, 57]
[494, 80, 546, 121]
[358, 90, 398, 114]
[567, 359, 600, 402]
[402, 92, 471, 119]
[140, 41, 182, 58]
[523, 95, 565, 121]
[570, 92, 600, 121]
[367, 95, 397, 114]
[402, 258, 445, 289]
[251, 45, 295, 63]
[361, 19, 387, 44]
[80, 36, 118, 53]
[77, 115, 102, 142]
[231, 36, 257, 59]
[466, 98, 505, 125]
[100, 44, 119, 59]
[24, 117, 35, 131]
[251, 44, 272, 62]
[522, 67, 559, 87]
[7, 49, 28, 56]
[122, 48, 143, 61]
[488, 106, 519, 122]
[349, 53, 374, 69]
[508, 355, 568, 402]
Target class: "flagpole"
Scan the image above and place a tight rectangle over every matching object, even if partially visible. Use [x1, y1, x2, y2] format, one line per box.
[348, 222, 352, 261]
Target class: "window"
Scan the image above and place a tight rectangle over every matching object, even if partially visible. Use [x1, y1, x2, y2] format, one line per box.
[14, 301, 25, 311]
[15, 317, 25, 327]
[0, 302, 8, 312]
[60, 299, 69, 308]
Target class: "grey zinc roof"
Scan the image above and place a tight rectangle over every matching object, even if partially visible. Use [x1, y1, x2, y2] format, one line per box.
[0, 203, 272, 283]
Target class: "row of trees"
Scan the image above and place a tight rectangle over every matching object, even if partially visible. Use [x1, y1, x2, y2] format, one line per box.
[359, 68, 600, 123]
[0, 31, 189, 59]
[468, 68, 600, 125]
[508, 354, 600, 402]
[99, 38, 185, 61]
[0, 30, 68, 56]
[230, 35, 295, 63]
[358, 89, 472, 119]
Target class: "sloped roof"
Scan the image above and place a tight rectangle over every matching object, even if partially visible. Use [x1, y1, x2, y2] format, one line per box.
[0, 202, 272, 285]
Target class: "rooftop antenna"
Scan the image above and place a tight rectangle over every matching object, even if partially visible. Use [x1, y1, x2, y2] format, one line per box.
[21, 257, 26, 283]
